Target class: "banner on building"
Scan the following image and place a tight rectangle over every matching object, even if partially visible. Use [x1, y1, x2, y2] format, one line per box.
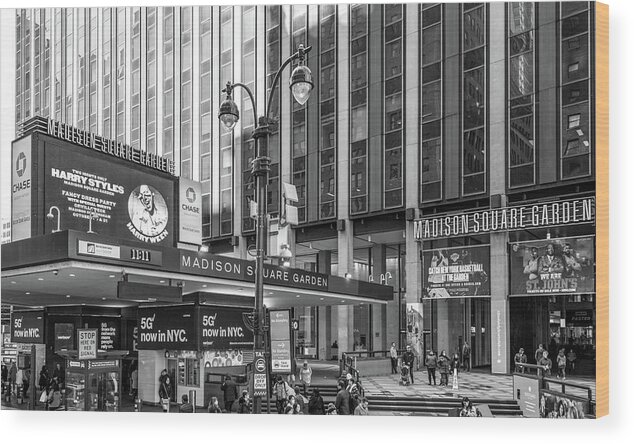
[44, 142, 175, 245]
[178, 178, 203, 245]
[509, 236, 595, 295]
[10, 310, 44, 343]
[422, 245, 490, 298]
[137, 306, 198, 350]
[198, 306, 254, 349]
[11, 137, 32, 241]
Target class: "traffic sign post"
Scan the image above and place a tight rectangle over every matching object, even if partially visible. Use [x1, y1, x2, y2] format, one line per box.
[252, 350, 268, 399]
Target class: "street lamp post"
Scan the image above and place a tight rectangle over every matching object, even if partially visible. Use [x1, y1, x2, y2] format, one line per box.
[219, 44, 313, 414]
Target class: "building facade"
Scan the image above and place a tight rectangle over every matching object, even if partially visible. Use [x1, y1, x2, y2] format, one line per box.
[12, 3, 596, 374]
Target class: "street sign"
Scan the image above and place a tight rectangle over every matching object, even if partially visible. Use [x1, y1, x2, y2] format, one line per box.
[291, 319, 299, 331]
[252, 350, 267, 397]
[77, 328, 98, 360]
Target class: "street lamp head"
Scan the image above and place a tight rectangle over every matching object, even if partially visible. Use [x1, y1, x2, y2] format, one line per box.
[289, 63, 313, 106]
[218, 95, 240, 131]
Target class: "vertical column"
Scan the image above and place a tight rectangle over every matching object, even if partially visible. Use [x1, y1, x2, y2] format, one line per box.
[191, 7, 200, 180]
[125, 7, 132, 143]
[279, 5, 292, 189]
[232, 9, 243, 255]
[96, 8, 103, 134]
[371, 244, 386, 350]
[156, 7, 164, 155]
[317, 250, 332, 360]
[489, 2, 510, 374]
[211, 6, 221, 237]
[335, 4, 353, 356]
[173, 7, 181, 175]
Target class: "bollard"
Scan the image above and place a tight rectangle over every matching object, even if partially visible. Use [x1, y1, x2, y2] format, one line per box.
[188, 390, 196, 413]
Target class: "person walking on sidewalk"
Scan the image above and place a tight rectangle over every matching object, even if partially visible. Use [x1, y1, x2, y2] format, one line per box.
[274, 375, 293, 414]
[514, 348, 528, 373]
[297, 360, 313, 395]
[556, 349, 567, 380]
[402, 345, 416, 384]
[308, 388, 325, 415]
[537, 350, 553, 377]
[158, 376, 172, 412]
[425, 350, 438, 385]
[335, 380, 350, 415]
[567, 348, 577, 375]
[535, 344, 545, 365]
[438, 350, 450, 387]
[237, 390, 252, 414]
[9, 362, 17, 394]
[462, 342, 471, 372]
[221, 375, 238, 413]
[450, 353, 460, 389]
[390, 342, 398, 374]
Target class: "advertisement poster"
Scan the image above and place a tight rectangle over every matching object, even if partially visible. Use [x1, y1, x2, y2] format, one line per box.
[137, 306, 198, 350]
[269, 310, 292, 373]
[422, 245, 490, 298]
[198, 306, 254, 349]
[44, 144, 175, 245]
[202, 350, 245, 368]
[99, 320, 119, 351]
[539, 391, 588, 419]
[179, 178, 203, 245]
[510, 237, 595, 295]
[11, 136, 32, 241]
[77, 328, 98, 360]
[10, 310, 44, 343]
[54, 323, 75, 351]
[406, 303, 425, 358]
[513, 374, 541, 418]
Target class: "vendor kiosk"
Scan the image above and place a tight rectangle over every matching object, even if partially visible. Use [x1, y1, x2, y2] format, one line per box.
[59, 351, 127, 411]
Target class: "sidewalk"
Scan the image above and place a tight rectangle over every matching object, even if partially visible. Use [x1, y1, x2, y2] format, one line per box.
[363, 369, 596, 402]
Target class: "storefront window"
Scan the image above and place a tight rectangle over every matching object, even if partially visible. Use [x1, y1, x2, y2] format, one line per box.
[295, 306, 317, 359]
[178, 356, 200, 387]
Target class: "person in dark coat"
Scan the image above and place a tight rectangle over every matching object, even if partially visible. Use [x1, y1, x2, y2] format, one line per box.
[221, 375, 238, 413]
[335, 380, 350, 415]
[179, 394, 194, 413]
[52, 362, 65, 388]
[9, 362, 17, 393]
[38, 365, 50, 391]
[308, 388, 325, 415]
[401, 345, 416, 384]
[237, 390, 251, 414]
[438, 350, 450, 386]
[158, 376, 172, 412]
[425, 350, 438, 385]
[2, 364, 8, 392]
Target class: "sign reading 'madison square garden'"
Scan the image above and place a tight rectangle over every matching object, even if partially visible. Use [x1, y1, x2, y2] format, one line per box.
[413, 197, 595, 241]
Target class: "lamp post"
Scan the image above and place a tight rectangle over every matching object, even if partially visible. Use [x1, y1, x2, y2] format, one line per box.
[218, 44, 313, 414]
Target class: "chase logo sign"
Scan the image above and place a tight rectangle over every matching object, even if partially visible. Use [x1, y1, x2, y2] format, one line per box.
[15, 152, 27, 177]
[186, 187, 196, 203]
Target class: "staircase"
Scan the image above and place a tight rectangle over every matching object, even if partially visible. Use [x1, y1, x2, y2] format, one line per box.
[366, 395, 523, 417]
[262, 383, 339, 413]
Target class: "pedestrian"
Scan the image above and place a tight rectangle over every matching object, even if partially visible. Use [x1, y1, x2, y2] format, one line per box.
[535, 344, 545, 365]
[438, 350, 450, 387]
[537, 350, 553, 377]
[38, 365, 50, 392]
[425, 350, 438, 385]
[401, 345, 416, 384]
[158, 376, 172, 412]
[22, 368, 30, 398]
[207, 396, 222, 413]
[294, 385, 309, 414]
[16, 366, 24, 397]
[159, 368, 168, 385]
[179, 394, 194, 413]
[308, 388, 325, 415]
[389, 342, 398, 374]
[567, 348, 577, 375]
[221, 375, 238, 413]
[326, 402, 337, 415]
[284, 395, 300, 414]
[353, 397, 369, 416]
[130, 366, 138, 398]
[52, 362, 65, 388]
[1, 364, 7, 392]
[459, 397, 482, 417]
[237, 389, 251, 414]
[514, 348, 528, 373]
[274, 375, 293, 414]
[297, 360, 313, 395]
[46, 379, 62, 410]
[9, 362, 17, 394]
[462, 342, 471, 372]
[557, 349, 567, 380]
[335, 379, 351, 415]
[450, 353, 460, 389]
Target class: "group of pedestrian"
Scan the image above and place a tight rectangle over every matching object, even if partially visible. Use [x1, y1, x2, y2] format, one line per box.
[0, 361, 65, 410]
[334, 373, 368, 415]
[515, 344, 575, 379]
[391, 341, 471, 387]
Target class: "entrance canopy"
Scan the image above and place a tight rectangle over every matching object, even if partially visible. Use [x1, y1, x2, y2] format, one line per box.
[1, 230, 393, 309]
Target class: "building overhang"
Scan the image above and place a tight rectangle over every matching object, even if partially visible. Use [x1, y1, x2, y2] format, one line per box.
[1, 230, 393, 309]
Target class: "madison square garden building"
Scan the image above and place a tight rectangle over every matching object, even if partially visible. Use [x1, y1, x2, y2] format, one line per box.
[7, 3, 597, 378]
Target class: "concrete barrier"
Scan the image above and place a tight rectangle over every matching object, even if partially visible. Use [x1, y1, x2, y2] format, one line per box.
[353, 358, 392, 377]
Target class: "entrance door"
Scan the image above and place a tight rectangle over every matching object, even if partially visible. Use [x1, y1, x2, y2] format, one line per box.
[86, 371, 120, 411]
[167, 359, 177, 402]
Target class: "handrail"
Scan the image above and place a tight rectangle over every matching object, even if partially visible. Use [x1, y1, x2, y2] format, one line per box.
[542, 377, 593, 411]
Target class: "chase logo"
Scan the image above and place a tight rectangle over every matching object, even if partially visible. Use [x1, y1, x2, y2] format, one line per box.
[185, 187, 196, 203]
[15, 152, 27, 177]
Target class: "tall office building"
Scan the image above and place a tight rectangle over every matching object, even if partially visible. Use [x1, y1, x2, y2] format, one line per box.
[13, 3, 596, 373]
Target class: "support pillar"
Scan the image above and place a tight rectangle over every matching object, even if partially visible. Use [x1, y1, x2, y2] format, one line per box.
[317, 250, 331, 360]
[371, 245, 387, 351]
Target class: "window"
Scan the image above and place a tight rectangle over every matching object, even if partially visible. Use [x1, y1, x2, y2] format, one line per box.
[178, 358, 199, 387]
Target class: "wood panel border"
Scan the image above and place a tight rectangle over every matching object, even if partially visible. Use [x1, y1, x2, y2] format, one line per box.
[595, 1, 609, 419]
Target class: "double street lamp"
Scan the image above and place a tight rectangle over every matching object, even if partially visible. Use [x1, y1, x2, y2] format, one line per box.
[218, 44, 313, 414]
